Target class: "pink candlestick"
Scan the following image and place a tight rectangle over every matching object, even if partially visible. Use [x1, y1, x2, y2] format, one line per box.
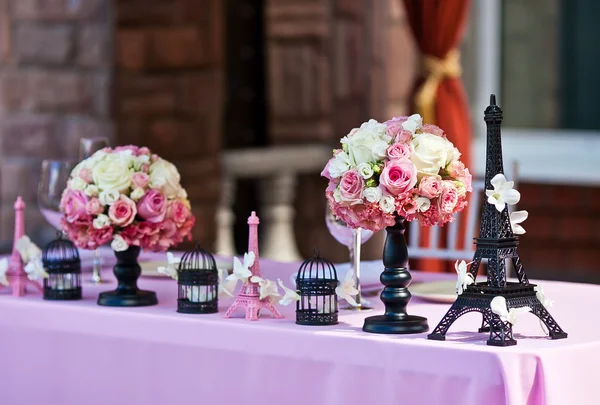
[3, 197, 42, 296]
[224, 211, 283, 321]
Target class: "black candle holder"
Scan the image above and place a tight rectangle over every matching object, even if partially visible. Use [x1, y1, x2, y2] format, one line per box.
[177, 244, 219, 314]
[427, 95, 567, 346]
[42, 233, 82, 301]
[362, 216, 429, 334]
[296, 249, 339, 326]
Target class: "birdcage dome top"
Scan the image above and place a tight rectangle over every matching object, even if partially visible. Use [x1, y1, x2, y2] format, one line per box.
[296, 248, 338, 282]
[177, 243, 217, 273]
[42, 232, 81, 273]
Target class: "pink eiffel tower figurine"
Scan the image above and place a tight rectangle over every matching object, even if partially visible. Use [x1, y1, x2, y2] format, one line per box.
[224, 211, 283, 321]
[2, 197, 42, 296]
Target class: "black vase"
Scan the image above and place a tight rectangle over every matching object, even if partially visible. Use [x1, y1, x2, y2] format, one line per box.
[97, 246, 158, 307]
[362, 216, 428, 334]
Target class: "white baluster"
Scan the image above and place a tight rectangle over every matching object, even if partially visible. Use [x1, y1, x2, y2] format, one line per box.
[215, 176, 236, 256]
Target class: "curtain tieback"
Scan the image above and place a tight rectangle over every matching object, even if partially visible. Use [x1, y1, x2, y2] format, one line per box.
[415, 49, 462, 124]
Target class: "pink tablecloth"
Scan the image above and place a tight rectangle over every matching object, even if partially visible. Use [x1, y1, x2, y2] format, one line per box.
[0, 254, 597, 405]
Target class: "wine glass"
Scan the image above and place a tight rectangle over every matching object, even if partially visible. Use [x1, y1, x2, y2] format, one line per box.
[79, 137, 110, 284]
[38, 160, 73, 230]
[325, 206, 374, 310]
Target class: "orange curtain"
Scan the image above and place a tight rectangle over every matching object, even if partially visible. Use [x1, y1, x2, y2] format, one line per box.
[402, 0, 473, 272]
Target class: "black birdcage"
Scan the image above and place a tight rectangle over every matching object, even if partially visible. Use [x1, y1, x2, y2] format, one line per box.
[42, 232, 82, 300]
[177, 243, 219, 314]
[296, 249, 339, 326]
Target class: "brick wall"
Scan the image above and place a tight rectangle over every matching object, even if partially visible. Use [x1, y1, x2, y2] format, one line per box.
[266, 0, 416, 262]
[0, 0, 112, 251]
[114, 0, 223, 251]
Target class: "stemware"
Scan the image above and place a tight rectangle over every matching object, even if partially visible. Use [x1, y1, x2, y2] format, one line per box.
[38, 160, 73, 230]
[325, 206, 374, 310]
[79, 137, 110, 284]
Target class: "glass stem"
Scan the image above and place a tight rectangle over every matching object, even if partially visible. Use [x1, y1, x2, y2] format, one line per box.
[92, 248, 102, 282]
[351, 228, 362, 307]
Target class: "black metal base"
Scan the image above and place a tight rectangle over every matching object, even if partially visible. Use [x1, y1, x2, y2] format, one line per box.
[97, 289, 158, 307]
[43, 287, 82, 301]
[363, 314, 429, 334]
[296, 310, 338, 326]
[177, 299, 218, 314]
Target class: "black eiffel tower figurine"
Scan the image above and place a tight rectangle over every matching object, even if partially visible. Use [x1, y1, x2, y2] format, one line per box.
[427, 95, 567, 346]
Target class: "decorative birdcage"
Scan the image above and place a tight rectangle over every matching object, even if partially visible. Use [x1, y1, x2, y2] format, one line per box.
[177, 243, 219, 314]
[42, 232, 82, 300]
[296, 249, 339, 326]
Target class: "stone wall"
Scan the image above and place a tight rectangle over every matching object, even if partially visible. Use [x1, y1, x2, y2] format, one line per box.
[0, 0, 112, 250]
[114, 0, 223, 251]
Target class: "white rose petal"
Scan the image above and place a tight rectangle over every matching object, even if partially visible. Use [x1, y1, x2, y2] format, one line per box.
[130, 187, 145, 201]
[415, 196, 431, 212]
[134, 155, 150, 170]
[363, 186, 383, 203]
[379, 195, 396, 214]
[410, 133, 454, 179]
[70, 177, 87, 191]
[402, 114, 423, 134]
[99, 189, 120, 206]
[93, 214, 111, 229]
[93, 158, 132, 193]
[328, 151, 351, 178]
[356, 163, 374, 179]
[111, 235, 129, 252]
[333, 188, 342, 203]
[84, 185, 99, 197]
[177, 188, 188, 199]
[372, 140, 389, 160]
[149, 159, 182, 198]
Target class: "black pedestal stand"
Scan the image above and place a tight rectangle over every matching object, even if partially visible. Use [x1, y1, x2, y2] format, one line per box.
[363, 216, 428, 334]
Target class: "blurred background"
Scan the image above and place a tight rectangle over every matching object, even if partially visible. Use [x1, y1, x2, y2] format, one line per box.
[0, 0, 598, 282]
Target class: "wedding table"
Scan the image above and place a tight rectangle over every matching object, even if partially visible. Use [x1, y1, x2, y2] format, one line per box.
[0, 253, 597, 405]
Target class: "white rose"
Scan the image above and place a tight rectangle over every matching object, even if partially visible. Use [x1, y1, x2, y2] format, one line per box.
[379, 195, 396, 214]
[328, 151, 351, 178]
[130, 187, 145, 201]
[415, 196, 431, 212]
[149, 159, 181, 198]
[92, 158, 131, 192]
[356, 163, 374, 179]
[446, 146, 461, 165]
[133, 155, 150, 171]
[402, 114, 423, 134]
[177, 188, 188, 199]
[410, 133, 452, 179]
[111, 235, 129, 252]
[93, 214, 111, 229]
[70, 177, 87, 191]
[364, 186, 383, 203]
[359, 119, 388, 139]
[372, 140, 389, 160]
[84, 185, 99, 197]
[99, 189, 120, 206]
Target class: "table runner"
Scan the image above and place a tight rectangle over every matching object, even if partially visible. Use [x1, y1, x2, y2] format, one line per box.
[0, 254, 597, 405]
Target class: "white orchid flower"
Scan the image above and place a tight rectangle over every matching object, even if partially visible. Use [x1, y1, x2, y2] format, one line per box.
[490, 296, 531, 325]
[277, 278, 300, 306]
[535, 286, 554, 308]
[157, 252, 180, 280]
[485, 174, 521, 212]
[24, 257, 48, 281]
[0, 257, 9, 286]
[455, 260, 474, 295]
[184, 286, 215, 303]
[510, 210, 528, 235]
[218, 267, 237, 297]
[227, 251, 255, 284]
[15, 235, 42, 263]
[335, 270, 359, 306]
[250, 276, 280, 301]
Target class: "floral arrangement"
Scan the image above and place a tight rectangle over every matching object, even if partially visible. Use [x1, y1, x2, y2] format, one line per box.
[322, 114, 472, 232]
[60, 145, 194, 252]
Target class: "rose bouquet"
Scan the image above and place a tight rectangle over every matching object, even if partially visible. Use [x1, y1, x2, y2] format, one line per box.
[60, 145, 194, 252]
[322, 114, 472, 232]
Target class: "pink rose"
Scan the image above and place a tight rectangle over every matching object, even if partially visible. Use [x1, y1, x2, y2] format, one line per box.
[321, 158, 333, 180]
[448, 161, 473, 192]
[114, 145, 140, 155]
[418, 176, 443, 198]
[139, 147, 150, 155]
[108, 196, 137, 227]
[79, 168, 93, 183]
[438, 182, 459, 214]
[379, 159, 417, 196]
[338, 170, 363, 204]
[141, 164, 150, 173]
[387, 143, 411, 160]
[85, 198, 103, 216]
[132, 172, 150, 189]
[137, 190, 167, 223]
[167, 200, 191, 225]
[421, 124, 444, 136]
[61, 190, 88, 223]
